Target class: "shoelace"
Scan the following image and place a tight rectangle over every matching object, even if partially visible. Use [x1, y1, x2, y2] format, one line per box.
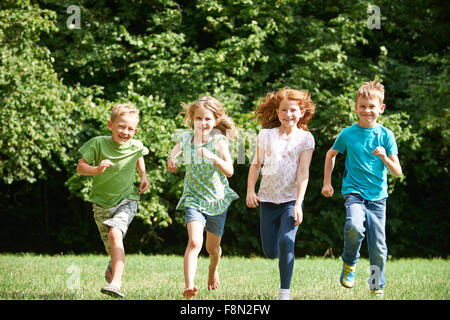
[343, 265, 355, 278]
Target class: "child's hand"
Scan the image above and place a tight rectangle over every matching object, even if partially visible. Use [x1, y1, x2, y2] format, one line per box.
[96, 159, 115, 174]
[197, 147, 216, 161]
[372, 146, 387, 161]
[246, 191, 260, 208]
[167, 158, 178, 172]
[139, 175, 150, 195]
[293, 204, 303, 226]
[321, 184, 334, 197]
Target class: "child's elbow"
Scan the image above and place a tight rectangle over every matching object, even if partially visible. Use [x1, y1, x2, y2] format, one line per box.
[326, 148, 337, 159]
[76, 159, 86, 175]
[225, 166, 234, 178]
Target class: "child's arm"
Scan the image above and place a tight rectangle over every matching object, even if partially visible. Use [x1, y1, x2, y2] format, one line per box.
[167, 141, 181, 172]
[76, 157, 114, 175]
[293, 149, 314, 226]
[321, 148, 340, 197]
[372, 147, 403, 177]
[246, 143, 262, 208]
[197, 139, 234, 177]
[136, 156, 150, 195]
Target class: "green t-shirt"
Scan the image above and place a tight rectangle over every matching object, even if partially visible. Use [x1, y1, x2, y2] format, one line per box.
[78, 136, 149, 208]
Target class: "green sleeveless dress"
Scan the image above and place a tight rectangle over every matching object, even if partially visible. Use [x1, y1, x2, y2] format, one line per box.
[175, 131, 239, 215]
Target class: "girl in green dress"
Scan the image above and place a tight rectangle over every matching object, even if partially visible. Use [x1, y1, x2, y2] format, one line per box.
[167, 96, 238, 299]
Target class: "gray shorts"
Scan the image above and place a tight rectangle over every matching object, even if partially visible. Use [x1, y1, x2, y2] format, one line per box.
[92, 199, 137, 253]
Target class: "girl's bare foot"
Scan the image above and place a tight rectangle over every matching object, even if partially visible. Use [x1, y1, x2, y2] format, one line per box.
[183, 285, 198, 299]
[208, 265, 219, 291]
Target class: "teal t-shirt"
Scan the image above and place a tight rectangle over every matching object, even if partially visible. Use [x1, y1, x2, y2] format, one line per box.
[78, 136, 149, 208]
[332, 124, 398, 201]
[175, 131, 239, 216]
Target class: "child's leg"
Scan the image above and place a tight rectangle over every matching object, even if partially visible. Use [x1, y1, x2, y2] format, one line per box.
[108, 226, 125, 288]
[366, 199, 387, 290]
[184, 220, 204, 297]
[278, 201, 299, 290]
[260, 202, 281, 259]
[342, 194, 367, 266]
[94, 199, 137, 289]
[205, 232, 222, 290]
[203, 210, 227, 291]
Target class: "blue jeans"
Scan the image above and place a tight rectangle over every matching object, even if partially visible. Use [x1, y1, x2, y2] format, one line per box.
[260, 201, 299, 289]
[342, 193, 387, 289]
[185, 207, 228, 236]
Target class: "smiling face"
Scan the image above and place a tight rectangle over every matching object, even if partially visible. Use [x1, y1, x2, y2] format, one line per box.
[354, 96, 385, 128]
[276, 99, 305, 129]
[108, 113, 139, 145]
[193, 106, 217, 140]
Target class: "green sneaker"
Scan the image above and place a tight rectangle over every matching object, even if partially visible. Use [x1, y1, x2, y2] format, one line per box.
[371, 289, 384, 298]
[340, 263, 356, 288]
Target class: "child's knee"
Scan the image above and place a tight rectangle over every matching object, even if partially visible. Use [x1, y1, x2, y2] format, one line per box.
[206, 244, 221, 257]
[263, 246, 279, 259]
[344, 220, 365, 238]
[279, 234, 295, 252]
[187, 238, 203, 252]
[108, 227, 123, 246]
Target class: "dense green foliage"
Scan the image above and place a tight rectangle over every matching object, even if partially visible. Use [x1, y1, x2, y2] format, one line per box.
[1, 0, 448, 257]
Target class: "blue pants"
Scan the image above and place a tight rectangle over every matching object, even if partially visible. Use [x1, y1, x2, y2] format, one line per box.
[260, 201, 299, 289]
[342, 193, 387, 289]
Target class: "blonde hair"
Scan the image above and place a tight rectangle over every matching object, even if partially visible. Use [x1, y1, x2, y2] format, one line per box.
[255, 88, 315, 131]
[111, 103, 140, 122]
[182, 96, 237, 139]
[356, 81, 385, 104]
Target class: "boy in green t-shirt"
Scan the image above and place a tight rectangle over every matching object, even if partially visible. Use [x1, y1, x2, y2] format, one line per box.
[77, 103, 149, 298]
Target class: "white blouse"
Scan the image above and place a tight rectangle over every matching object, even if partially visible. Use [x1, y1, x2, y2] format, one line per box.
[257, 127, 315, 203]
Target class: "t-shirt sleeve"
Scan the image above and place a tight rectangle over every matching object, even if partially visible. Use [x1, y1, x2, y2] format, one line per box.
[332, 130, 346, 154]
[179, 131, 192, 150]
[304, 131, 315, 150]
[133, 139, 149, 157]
[213, 134, 230, 159]
[214, 134, 229, 147]
[141, 146, 149, 156]
[78, 137, 99, 165]
[256, 129, 268, 163]
[385, 130, 398, 156]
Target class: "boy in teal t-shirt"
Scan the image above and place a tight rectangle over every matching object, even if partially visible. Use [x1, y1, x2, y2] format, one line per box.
[77, 103, 149, 298]
[321, 81, 402, 297]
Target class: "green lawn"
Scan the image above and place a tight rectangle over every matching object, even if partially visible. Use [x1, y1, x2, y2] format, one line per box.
[0, 253, 448, 300]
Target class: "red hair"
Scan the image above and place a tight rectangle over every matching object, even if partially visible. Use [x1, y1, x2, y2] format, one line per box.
[255, 88, 315, 130]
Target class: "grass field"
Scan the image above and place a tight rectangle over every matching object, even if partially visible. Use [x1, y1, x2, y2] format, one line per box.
[0, 253, 448, 300]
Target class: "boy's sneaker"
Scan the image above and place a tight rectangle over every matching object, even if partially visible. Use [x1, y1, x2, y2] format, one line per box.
[371, 289, 384, 298]
[340, 263, 356, 288]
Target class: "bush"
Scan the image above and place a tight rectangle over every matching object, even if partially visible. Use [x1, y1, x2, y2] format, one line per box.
[1, 0, 448, 257]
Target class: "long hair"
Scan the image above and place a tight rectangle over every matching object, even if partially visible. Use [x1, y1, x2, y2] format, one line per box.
[254, 88, 315, 130]
[182, 96, 237, 139]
